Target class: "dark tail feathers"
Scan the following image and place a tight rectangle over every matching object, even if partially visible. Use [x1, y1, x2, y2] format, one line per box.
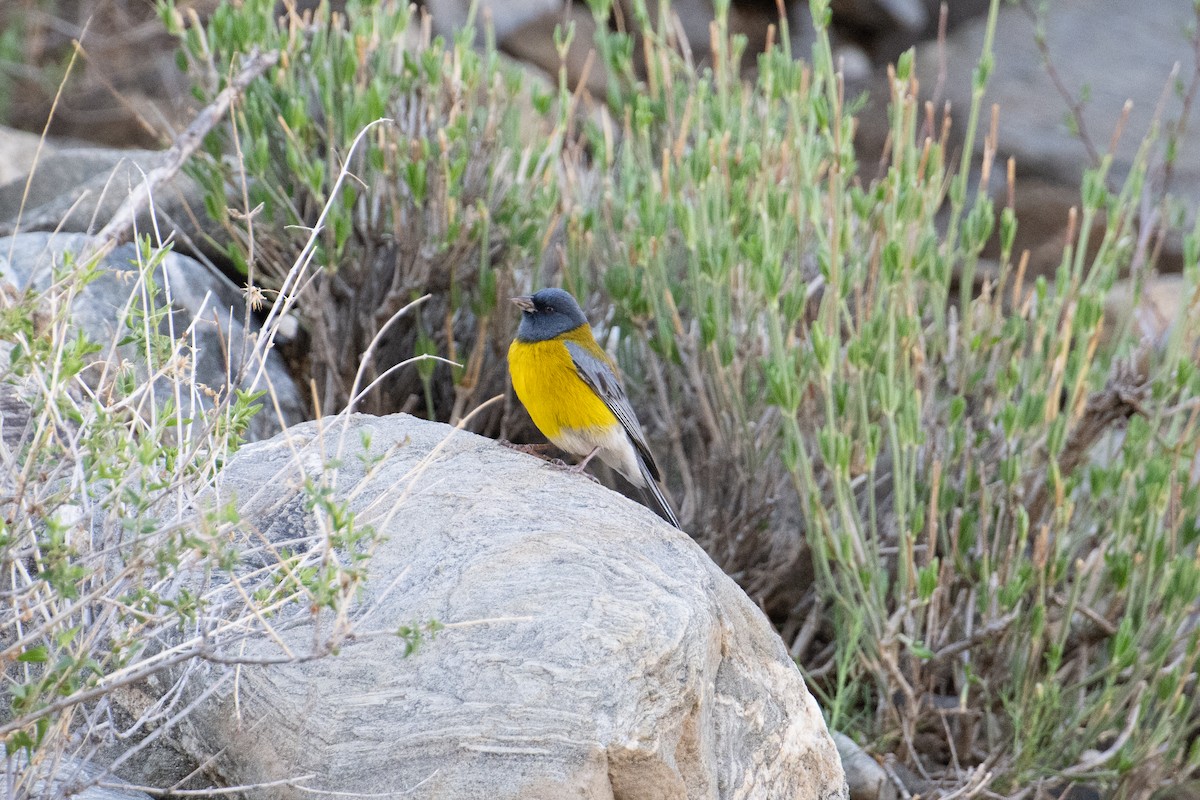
[637, 455, 681, 529]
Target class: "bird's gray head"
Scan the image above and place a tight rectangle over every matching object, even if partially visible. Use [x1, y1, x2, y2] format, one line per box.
[512, 288, 590, 342]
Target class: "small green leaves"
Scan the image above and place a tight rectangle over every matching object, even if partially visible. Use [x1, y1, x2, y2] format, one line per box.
[17, 646, 48, 664]
[396, 620, 444, 657]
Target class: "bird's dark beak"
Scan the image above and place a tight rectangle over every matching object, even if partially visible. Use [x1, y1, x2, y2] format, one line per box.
[511, 295, 535, 313]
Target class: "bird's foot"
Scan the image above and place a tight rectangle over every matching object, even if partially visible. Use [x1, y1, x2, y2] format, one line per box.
[546, 458, 601, 484]
[501, 440, 601, 483]
[499, 439, 555, 456]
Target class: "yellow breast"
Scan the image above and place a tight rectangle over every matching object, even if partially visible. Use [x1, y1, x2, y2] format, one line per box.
[508, 331, 619, 443]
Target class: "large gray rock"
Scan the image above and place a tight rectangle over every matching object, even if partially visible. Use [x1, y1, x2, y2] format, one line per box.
[0, 141, 215, 255]
[0, 126, 47, 187]
[146, 414, 846, 798]
[0, 232, 301, 441]
[428, 0, 563, 45]
[916, 0, 1200, 197]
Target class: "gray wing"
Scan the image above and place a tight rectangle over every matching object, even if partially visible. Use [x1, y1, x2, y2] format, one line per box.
[564, 341, 680, 528]
[563, 341, 661, 483]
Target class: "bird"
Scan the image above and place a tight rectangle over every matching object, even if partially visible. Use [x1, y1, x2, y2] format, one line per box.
[507, 288, 681, 529]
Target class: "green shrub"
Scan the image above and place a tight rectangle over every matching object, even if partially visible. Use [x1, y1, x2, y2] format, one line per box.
[165, 0, 564, 426]
[578, 0, 1200, 789]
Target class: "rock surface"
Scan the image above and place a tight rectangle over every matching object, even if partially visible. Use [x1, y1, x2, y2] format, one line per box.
[0, 232, 301, 441]
[0, 126, 46, 187]
[833, 733, 896, 800]
[147, 414, 847, 799]
[1, 756, 156, 800]
[896, 0, 1200, 277]
[0, 134, 217, 257]
[915, 0, 1200, 200]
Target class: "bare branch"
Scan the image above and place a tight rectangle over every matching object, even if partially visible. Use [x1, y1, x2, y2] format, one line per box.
[87, 49, 281, 256]
[1018, 0, 1101, 166]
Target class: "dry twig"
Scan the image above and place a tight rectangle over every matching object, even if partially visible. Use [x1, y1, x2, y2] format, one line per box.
[87, 49, 280, 256]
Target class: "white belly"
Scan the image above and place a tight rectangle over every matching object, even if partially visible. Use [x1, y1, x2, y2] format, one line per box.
[552, 425, 646, 488]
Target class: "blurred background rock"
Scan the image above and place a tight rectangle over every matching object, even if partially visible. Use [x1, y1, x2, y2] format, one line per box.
[0, 0, 208, 148]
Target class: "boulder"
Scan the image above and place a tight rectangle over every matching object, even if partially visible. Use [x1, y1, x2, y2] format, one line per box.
[428, 0, 565, 46]
[916, 0, 1200, 188]
[0, 140, 218, 257]
[907, 0, 1199, 277]
[0, 126, 47, 187]
[0, 232, 301, 441]
[136, 414, 847, 799]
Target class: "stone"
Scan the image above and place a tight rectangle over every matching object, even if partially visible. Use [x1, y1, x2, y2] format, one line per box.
[833, 733, 897, 800]
[0, 144, 218, 259]
[872, 0, 993, 64]
[832, 0, 927, 34]
[0, 125, 49, 187]
[0, 232, 302, 441]
[915, 0, 1200, 200]
[140, 414, 847, 799]
[463, 0, 776, 96]
[903, 0, 1200, 280]
[1103, 274, 1200, 382]
[499, 6, 610, 96]
[428, 0, 564, 46]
